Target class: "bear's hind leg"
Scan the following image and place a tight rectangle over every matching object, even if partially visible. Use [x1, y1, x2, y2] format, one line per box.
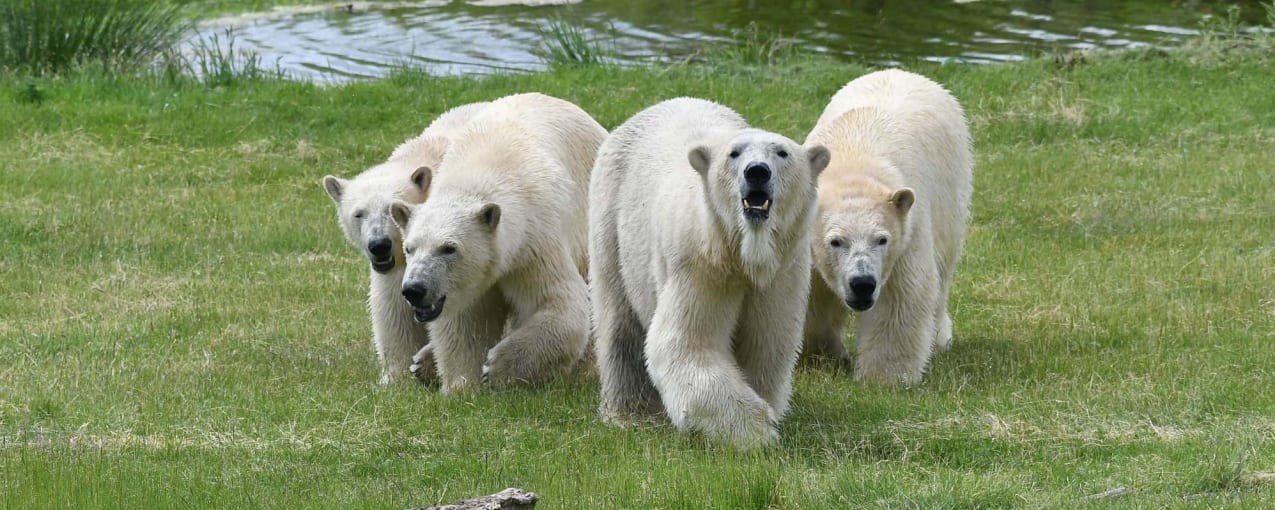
[933, 307, 953, 353]
[932, 251, 957, 353]
[933, 228, 964, 353]
[594, 279, 660, 424]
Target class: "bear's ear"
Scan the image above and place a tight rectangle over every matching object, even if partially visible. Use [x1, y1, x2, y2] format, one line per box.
[889, 188, 915, 215]
[478, 203, 501, 230]
[806, 145, 831, 177]
[410, 166, 432, 194]
[322, 175, 345, 203]
[389, 200, 414, 229]
[688, 146, 712, 176]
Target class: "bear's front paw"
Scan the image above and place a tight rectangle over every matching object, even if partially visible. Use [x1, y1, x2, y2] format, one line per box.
[410, 344, 438, 383]
[673, 398, 778, 449]
[482, 348, 517, 388]
[723, 404, 780, 450]
[482, 344, 541, 388]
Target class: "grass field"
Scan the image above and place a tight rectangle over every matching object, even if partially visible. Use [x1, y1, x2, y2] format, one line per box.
[2, 22, 1274, 509]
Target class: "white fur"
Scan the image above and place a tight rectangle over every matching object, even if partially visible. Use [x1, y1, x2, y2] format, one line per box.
[803, 69, 974, 384]
[591, 98, 828, 449]
[322, 101, 489, 384]
[394, 93, 606, 393]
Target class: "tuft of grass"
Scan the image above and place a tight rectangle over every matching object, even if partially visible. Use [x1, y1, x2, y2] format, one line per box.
[713, 22, 802, 66]
[0, 0, 186, 75]
[1185, 1, 1274, 60]
[1186, 442, 1260, 498]
[538, 19, 614, 69]
[170, 29, 284, 87]
[16, 82, 43, 105]
[1198, 4, 1249, 39]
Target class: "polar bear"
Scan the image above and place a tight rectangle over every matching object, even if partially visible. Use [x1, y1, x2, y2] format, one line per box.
[802, 69, 973, 384]
[322, 101, 489, 384]
[591, 98, 829, 449]
[390, 93, 606, 393]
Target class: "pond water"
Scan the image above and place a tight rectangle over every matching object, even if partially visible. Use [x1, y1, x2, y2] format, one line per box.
[185, 0, 1269, 82]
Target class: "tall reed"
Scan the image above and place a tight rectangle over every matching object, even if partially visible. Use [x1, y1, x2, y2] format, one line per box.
[0, 0, 185, 74]
[539, 19, 613, 68]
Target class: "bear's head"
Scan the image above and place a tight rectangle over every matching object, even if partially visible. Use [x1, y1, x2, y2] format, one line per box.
[689, 129, 829, 280]
[814, 164, 914, 312]
[322, 164, 431, 274]
[391, 178, 501, 323]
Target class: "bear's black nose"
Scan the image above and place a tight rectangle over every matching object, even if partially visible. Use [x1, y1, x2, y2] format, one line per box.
[367, 237, 392, 257]
[849, 275, 877, 297]
[401, 283, 427, 305]
[744, 163, 771, 184]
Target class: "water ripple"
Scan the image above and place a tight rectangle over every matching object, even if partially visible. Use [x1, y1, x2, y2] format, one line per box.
[183, 0, 1263, 82]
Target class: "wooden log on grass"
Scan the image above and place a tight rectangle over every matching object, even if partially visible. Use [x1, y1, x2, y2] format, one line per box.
[412, 488, 538, 510]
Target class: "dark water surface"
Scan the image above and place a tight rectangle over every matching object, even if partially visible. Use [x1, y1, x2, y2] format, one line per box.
[186, 0, 1270, 82]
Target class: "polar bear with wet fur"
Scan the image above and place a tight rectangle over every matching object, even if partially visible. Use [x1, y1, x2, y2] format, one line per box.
[803, 69, 973, 384]
[322, 101, 489, 384]
[591, 98, 829, 449]
[391, 93, 606, 393]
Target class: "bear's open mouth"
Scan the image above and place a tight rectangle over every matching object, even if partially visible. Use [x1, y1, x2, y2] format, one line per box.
[846, 298, 874, 312]
[370, 257, 395, 274]
[741, 190, 772, 222]
[412, 296, 446, 323]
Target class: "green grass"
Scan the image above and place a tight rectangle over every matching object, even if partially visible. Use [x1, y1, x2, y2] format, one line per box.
[0, 0, 186, 74]
[175, 28, 284, 86]
[2, 28, 1275, 510]
[538, 19, 615, 69]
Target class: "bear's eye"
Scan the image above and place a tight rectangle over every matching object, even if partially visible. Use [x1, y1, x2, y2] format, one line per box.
[353, 210, 366, 219]
[404, 246, 414, 255]
[729, 150, 740, 159]
[829, 239, 843, 248]
[438, 244, 457, 256]
[776, 150, 788, 159]
[876, 237, 888, 246]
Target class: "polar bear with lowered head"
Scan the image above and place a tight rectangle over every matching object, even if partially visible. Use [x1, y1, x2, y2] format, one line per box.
[592, 98, 829, 448]
[322, 101, 489, 384]
[391, 93, 606, 393]
[803, 69, 973, 384]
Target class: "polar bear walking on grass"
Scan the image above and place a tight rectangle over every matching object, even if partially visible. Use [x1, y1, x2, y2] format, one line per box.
[322, 102, 489, 384]
[391, 93, 606, 393]
[591, 98, 829, 448]
[803, 69, 973, 384]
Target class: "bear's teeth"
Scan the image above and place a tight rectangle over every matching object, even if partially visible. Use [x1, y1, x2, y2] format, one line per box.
[760, 199, 770, 211]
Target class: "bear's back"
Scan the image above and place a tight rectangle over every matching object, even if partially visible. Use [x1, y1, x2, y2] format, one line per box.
[809, 70, 972, 226]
